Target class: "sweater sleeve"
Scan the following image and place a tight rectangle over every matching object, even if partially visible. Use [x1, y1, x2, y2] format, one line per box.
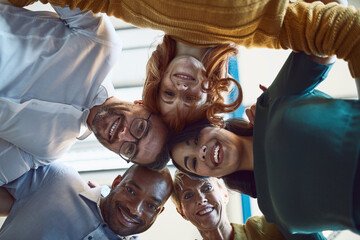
[9, 0, 360, 78]
[279, 1, 360, 78]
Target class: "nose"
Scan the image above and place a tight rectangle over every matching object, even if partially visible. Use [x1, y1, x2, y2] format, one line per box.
[176, 82, 188, 91]
[196, 192, 207, 205]
[127, 199, 143, 216]
[198, 145, 207, 161]
[117, 127, 135, 142]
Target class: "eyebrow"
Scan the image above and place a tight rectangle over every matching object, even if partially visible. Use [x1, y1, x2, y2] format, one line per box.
[129, 180, 142, 190]
[184, 156, 190, 170]
[151, 196, 162, 206]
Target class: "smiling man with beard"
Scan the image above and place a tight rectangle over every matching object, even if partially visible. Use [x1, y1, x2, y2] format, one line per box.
[0, 162, 173, 239]
[0, 2, 170, 186]
[100, 163, 173, 236]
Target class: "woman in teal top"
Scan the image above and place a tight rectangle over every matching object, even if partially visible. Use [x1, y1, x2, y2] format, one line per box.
[169, 51, 360, 239]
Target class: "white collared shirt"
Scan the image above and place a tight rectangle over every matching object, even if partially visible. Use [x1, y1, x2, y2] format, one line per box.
[0, 4, 122, 184]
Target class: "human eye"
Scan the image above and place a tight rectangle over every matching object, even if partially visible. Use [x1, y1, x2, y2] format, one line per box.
[126, 186, 135, 196]
[203, 184, 213, 192]
[184, 94, 198, 104]
[120, 142, 136, 160]
[148, 203, 159, 212]
[126, 144, 135, 155]
[134, 120, 146, 137]
[164, 90, 175, 97]
[183, 192, 193, 200]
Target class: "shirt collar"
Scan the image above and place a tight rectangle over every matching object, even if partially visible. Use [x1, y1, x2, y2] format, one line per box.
[79, 186, 136, 240]
[79, 186, 103, 205]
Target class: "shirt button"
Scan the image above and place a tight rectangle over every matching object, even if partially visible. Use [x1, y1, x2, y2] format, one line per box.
[88, 236, 93, 240]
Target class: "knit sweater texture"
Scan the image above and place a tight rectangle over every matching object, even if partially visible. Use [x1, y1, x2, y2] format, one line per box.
[9, 0, 360, 78]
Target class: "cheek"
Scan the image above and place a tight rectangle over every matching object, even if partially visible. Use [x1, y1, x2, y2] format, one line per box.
[182, 202, 195, 218]
[161, 74, 172, 88]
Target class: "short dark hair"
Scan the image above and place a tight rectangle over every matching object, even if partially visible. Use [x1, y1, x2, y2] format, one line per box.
[169, 118, 257, 198]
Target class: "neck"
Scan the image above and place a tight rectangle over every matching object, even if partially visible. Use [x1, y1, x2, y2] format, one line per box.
[199, 221, 234, 240]
[176, 41, 207, 61]
[99, 196, 105, 219]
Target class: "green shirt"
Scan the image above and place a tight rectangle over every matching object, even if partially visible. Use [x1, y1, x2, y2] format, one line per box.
[253, 52, 360, 237]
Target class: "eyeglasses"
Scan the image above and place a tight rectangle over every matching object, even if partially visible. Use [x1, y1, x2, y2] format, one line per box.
[119, 112, 152, 163]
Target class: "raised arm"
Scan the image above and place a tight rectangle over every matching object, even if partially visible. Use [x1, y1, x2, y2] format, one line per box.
[0, 187, 14, 217]
[9, 0, 360, 81]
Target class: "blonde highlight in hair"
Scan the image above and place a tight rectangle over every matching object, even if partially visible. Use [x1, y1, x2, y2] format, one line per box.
[143, 35, 242, 132]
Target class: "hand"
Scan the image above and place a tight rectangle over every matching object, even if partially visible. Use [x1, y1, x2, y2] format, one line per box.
[245, 104, 256, 127]
[245, 84, 267, 127]
[87, 180, 99, 188]
[0, 187, 14, 217]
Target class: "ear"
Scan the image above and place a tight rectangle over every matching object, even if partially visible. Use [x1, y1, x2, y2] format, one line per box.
[159, 206, 165, 214]
[134, 100, 143, 105]
[111, 175, 122, 189]
[223, 193, 229, 205]
[176, 207, 188, 220]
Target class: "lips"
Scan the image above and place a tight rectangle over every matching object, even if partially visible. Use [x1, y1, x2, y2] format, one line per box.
[173, 72, 195, 81]
[210, 142, 223, 166]
[108, 117, 123, 141]
[117, 207, 140, 227]
[197, 206, 214, 216]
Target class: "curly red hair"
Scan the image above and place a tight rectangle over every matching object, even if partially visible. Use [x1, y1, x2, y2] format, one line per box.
[142, 35, 242, 133]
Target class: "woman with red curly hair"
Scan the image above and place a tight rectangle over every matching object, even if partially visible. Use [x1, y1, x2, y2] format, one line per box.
[10, 0, 360, 131]
[143, 35, 242, 133]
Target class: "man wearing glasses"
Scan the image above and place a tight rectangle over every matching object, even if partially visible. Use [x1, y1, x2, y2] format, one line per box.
[88, 100, 169, 168]
[0, 2, 170, 186]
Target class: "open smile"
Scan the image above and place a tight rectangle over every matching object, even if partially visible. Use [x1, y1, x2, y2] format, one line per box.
[197, 206, 214, 216]
[173, 72, 195, 81]
[210, 142, 223, 166]
[108, 117, 123, 141]
[117, 207, 140, 227]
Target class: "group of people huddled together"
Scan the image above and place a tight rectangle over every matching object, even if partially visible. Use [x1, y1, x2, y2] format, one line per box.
[0, 0, 359, 239]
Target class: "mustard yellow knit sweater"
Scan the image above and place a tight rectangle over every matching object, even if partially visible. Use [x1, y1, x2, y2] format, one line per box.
[232, 216, 286, 240]
[10, 0, 360, 78]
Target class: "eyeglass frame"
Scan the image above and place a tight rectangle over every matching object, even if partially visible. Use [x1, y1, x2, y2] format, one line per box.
[119, 112, 153, 163]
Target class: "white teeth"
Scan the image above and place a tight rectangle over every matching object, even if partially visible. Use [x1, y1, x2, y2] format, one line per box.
[109, 119, 118, 137]
[214, 145, 220, 163]
[122, 211, 135, 223]
[199, 207, 213, 215]
[175, 74, 193, 80]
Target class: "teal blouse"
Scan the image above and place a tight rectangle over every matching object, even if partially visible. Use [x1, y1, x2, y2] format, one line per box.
[253, 52, 360, 239]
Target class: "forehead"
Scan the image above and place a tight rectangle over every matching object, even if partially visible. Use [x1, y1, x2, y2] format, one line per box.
[177, 175, 212, 192]
[124, 167, 169, 198]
